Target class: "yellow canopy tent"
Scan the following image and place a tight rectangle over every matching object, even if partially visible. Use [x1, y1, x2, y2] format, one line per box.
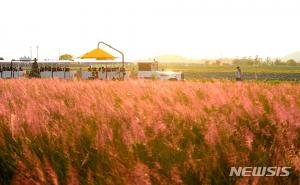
[78, 42, 125, 79]
[79, 48, 116, 60]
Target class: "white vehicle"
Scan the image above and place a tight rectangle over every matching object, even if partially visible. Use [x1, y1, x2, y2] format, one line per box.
[137, 60, 184, 80]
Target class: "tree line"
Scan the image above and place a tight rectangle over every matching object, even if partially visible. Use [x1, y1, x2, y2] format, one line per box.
[207, 56, 299, 66]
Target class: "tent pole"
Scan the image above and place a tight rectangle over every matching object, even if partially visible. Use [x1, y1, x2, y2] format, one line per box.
[51, 63, 53, 79]
[119, 65, 121, 79]
[10, 60, 13, 78]
[106, 64, 107, 80]
[17, 62, 20, 78]
[64, 63, 66, 79]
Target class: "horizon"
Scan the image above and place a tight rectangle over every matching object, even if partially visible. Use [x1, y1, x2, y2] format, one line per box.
[1, 0, 300, 61]
[2, 52, 299, 62]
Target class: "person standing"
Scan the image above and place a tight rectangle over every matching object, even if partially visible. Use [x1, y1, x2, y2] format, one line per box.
[236, 66, 242, 81]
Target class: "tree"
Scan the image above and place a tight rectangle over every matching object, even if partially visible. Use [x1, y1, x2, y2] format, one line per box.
[59, 54, 73, 61]
[264, 57, 272, 65]
[232, 57, 253, 66]
[286, 59, 297, 66]
[254, 55, 260, 65]
[214, 60, 221, 66]
[29, 58, 41, 78]
[274, 59, 284, 66]
[0, 57, 4, 60]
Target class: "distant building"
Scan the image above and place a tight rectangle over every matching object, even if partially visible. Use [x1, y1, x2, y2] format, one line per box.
[19, 56, 31, 61]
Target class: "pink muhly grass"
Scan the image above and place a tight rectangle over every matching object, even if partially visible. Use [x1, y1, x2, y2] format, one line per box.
[130, 162, 151, 185]
[204, 119, 218, 146]
[0, 79, 300, 184]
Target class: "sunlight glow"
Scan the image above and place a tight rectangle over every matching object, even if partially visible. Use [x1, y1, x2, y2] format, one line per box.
[0, 0, 299, 60]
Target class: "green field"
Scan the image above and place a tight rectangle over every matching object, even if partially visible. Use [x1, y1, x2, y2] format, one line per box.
[153, 64, 300, 81]
[158, 63, 300, 73]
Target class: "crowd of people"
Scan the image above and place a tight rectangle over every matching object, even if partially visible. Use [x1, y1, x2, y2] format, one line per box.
[0, 66, 72, 72]
[39, 66, 71, 72]
[88, 66, 124, 72]
[0, 66, 125, 73]
[0, 66, 23, 72]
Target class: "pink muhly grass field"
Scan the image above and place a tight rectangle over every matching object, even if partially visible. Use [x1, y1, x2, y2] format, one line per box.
[0, 79, 299, 185]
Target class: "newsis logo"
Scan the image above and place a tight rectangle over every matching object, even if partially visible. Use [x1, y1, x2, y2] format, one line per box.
[229, 167, 291, 177]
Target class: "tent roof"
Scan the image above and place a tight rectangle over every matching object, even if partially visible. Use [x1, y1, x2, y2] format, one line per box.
[79, 48, 116, 60]
[74, 59, 132, 65]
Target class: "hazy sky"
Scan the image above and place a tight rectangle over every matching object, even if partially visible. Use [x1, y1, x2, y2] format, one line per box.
[0, 0, 299, 61]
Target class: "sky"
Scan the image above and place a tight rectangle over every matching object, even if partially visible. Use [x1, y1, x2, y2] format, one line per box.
[0, 0, 300, 61]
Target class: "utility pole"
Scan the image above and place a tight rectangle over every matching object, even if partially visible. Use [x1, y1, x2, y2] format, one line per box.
[59, 48, 61, 60]
[36, 45, 39, 60]
[30, 46, 32, 59]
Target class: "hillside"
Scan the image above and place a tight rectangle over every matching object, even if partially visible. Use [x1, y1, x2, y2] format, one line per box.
[143, 54, 204, 63]
[282, 51, 300, 62]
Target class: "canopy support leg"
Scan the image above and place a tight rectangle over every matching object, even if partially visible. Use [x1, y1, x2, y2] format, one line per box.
[10, 60, 13, 78]
[64, 63, 66, 79]
[51, 63, 53, 79]
[106, 64, 108, 80]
